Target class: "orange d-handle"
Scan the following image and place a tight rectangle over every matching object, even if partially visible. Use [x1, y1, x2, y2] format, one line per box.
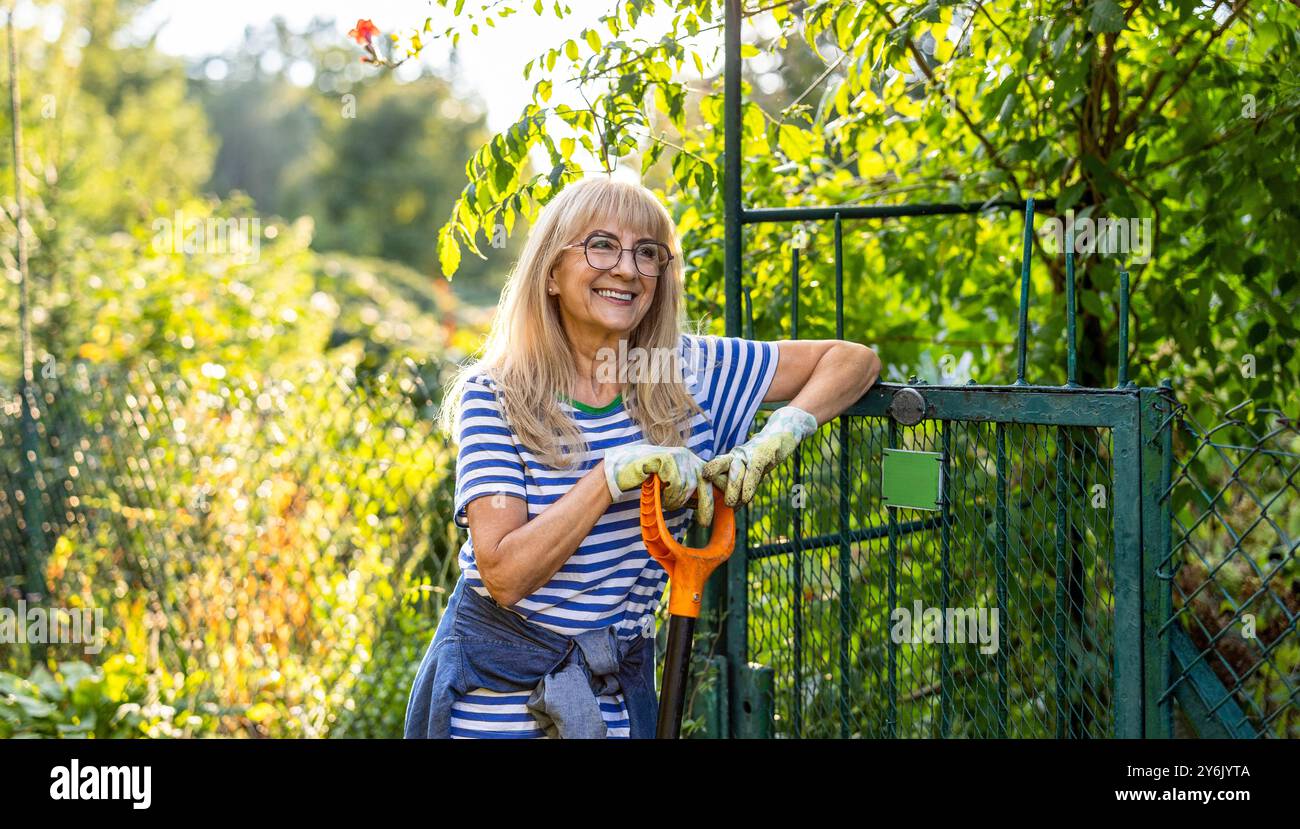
[639, 473, 736, 619]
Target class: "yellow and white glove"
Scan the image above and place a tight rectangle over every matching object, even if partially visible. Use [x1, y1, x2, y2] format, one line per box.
[603, 443, 707, 516]
[697, 406, 818, 525]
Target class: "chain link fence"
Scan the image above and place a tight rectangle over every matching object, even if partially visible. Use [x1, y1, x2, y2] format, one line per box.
[1159, 401, 1299, 738]
[0, 358, 460, 737]
[741, 407, 1117, 738]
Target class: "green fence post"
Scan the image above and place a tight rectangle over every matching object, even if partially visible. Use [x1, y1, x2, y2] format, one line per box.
[692, 653, 730, 739]
[1053, 426, 1070, 737]
[885, 419, 899, 738]
[834, 213, 853, 738]
[1014, 198, 1035, 386]
[1111, 395, 1145, 737]
[733, 663, 775, 738]
[1169, 628, 1256, 738]
[994, 423, 1009, 738]
[721, 0, 748, 737]
[1140, 384, 1174, 738]
[789, 245, 804, 738]
[939, 422, 952, 738]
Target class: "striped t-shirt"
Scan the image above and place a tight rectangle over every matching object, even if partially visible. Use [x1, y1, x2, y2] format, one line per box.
[447, 333, 779, 738]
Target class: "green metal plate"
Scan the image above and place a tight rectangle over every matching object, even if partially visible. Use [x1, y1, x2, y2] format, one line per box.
[881, 448, 943, 511]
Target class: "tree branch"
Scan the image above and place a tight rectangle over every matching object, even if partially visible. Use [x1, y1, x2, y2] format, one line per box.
[1113, 0, 1246, 141]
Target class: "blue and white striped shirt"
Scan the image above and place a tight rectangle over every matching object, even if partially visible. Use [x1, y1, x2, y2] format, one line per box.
[446, 333, 780, 738]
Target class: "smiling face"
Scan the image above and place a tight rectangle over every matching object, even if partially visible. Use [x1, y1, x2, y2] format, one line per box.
[548, 222, 665, 342]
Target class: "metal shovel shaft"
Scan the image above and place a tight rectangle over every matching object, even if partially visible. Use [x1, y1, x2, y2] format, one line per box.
[656, 614, 695, 739]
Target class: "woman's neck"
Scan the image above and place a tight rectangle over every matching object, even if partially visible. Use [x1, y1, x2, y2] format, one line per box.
[568, 328, 626, 406]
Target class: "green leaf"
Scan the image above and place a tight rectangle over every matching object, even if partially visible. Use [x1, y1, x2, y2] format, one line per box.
[1080, 289, 1104, 317]
[1051, 22, 1074, 59]
[742, 103, 765, 140]
[996, 91, 1019, 124]
[1257, 22, 1282, 51]
[437, 224, 462, 278]
[1088, 0, 1125, 33]
[15, 695, 56, 719]
[1057, 180, 1086, 211]
[779, 123, 812, 162]
[494, 158, 513, 194]
[29, 665, 62, 702]
[698, 163, 715, 203]
[548, 162, 566, 190]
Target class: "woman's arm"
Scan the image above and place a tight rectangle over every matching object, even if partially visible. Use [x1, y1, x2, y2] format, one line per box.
[465, 461, 613, 607]
[695, 337, 883, 522]
[765, 339, 882, 422]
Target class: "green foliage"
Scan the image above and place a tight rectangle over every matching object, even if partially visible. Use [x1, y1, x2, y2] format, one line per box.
[291, 79, 494, 277]
[1, 353, 463, 737]
[328, 565, 459, 738]
[0, 656, 219, 739]
[401, 0, 1299, 421]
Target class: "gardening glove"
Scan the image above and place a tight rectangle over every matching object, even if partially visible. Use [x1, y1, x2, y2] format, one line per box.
[698, 405, 818, 523]
[603, 443, 708, 519]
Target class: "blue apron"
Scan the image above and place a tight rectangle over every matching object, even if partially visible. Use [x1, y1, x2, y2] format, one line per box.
[403, 576, 660, 739]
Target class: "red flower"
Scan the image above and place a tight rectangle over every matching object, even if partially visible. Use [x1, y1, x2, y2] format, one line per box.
[348, 19, 379, 45]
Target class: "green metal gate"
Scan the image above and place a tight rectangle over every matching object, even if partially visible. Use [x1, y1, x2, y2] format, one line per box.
[697, 0, 1178, 739]
[722, 384, 1172, 738]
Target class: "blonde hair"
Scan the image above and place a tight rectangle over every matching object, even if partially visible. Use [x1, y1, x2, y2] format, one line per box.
[439, 176, 705, 468]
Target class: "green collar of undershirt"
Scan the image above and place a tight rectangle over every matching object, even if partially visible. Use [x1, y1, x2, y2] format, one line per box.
[564, 394, 623, 414]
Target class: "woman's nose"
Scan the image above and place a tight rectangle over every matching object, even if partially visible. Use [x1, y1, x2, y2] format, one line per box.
[611, 249, 639, 279]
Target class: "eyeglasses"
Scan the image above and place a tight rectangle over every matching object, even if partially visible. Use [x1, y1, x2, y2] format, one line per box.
[562, 231, 673, 278]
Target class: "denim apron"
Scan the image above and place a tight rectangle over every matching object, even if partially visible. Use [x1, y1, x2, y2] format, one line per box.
[403, 576, 660, 739]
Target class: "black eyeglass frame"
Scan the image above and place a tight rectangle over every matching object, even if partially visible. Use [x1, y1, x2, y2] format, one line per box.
[561, 231, 675, 278]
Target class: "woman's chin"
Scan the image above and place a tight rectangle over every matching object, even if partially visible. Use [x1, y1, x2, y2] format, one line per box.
[591, 310, 640, 335]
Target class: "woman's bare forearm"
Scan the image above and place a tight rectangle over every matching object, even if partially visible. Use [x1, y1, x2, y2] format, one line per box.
[488, 461, 614, 605]
[789, 342, 881, 425]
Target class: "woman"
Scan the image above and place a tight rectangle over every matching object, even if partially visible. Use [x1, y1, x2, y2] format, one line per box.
[404, 176, 880, 738]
